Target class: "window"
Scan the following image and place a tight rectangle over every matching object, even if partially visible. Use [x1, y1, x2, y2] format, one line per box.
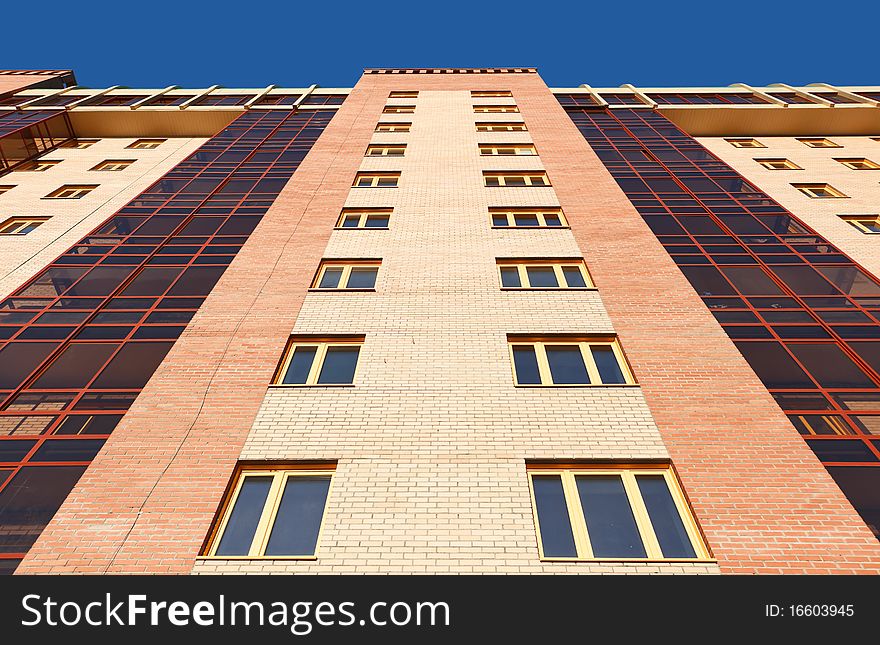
[840, 215, 880, 234]
[382, 105, 414, 114]
[474, 105, 520, 113]
[60, 139, 99, 149]
[498, 260, 593, 289]
[273, 337, 363, 386]
[0, 185, 14, 196]
[797, 137, 841, 148]
[508, 336, 634, 386]
[17, 160, 59, 172]
[312, 261, 380, 290]
[479, 143, 537, 156]
[206, 465, 333, 558]
[527, 464, 709, 561]
[793, 183, 848, 198]
[365, 144, 406, 157]
[490, 207, 567, 228]
[126, 139, 166, 150]
[0, 217, 48, 235]
[375, 122, 410, 132]
[726, 138, 765, 148]
[90, 159, 135, 171]
[44, 184, 98, 199]
[471, 90, 513, 98]
[353, 172, 400, 188]
[836, 157, 880, 170]
[389, 91, 418, 98]
[756, 158, 802, 170]
[476, 122, 527, 132]
[484, 171, 550, 187]
[336, 208, 391, 229]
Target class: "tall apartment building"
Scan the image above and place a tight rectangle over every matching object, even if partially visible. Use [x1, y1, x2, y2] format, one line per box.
[1, 68, 879, 575]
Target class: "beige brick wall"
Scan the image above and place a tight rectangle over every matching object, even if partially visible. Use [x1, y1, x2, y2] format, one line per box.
[0, 137, 205, 297]
[194, 90, 719, 575]
[700, 136, 880, 277]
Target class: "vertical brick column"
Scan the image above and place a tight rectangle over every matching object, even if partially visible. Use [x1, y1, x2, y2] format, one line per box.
[514, 82, 880, 573]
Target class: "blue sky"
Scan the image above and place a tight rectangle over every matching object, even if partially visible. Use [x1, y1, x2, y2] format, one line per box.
[6, 0, 879, 89]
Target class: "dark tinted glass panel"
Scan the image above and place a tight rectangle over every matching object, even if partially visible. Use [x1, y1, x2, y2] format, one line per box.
[166, 266, 225, 296]
[735, 342, 813, 388]
[512, 346, 541, 384]
[0, 343, 59, 388]
[636, 475, 696, 558]
[788, 345, 874, 388]
[500, 268, 521, 287]
[514, 214, 540, 226]
[0, 558, 20, 575]
[721, 267, 784, 295]
[0, 466, 86, 553]
[54, 414, 122, 435]
[318, 269, 342, 289]
[526, 267, 558, 288]
[346, 268, 377, 289]
[576, 475, 646, 558]
[365, 216, 389, 228]
[32, 343, 118, 389]
[680, 266, 736, 296]
[546, 346, 590, 384]
[808, 440, 878, 463]
[531, 475, 577, 557]
[30, 439, 105, 462]
[264, 476, 331, 556]
[316, 347, 359, 384]
[562, 267, 587, 288]
[591, 346, 626, 384]
[827, 467, 880, 538]
[0, 440, 35, 462]
[215, 476, 272, 556]
[91, 342, 173, 389]
[281, 347, 317, 384]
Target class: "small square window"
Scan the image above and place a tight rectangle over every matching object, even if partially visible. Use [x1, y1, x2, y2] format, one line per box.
[273, 337, 364, 386]
[382, 105, 415, 114]
[756, 158, 802, 170]
[0, 217, 48, 235]
[365, 144, 406, 157]
[388, 91, 418, 98]
[312, 260, 380, 290]
[17, 160, 60, 172]
[60, 139, 99, 149]
[797, 138, 841, 148]
[335, 208, 392, 229]
[353, 172, 400, 188]
[44, 184, 98, 199]
[793, 183, 848, 198]
[126, 139, 166, 149]
[840, 215, 880, 234]
[375, 122, 410, 132]
[90, 159, 135, 172]
[726, 138, 765, 148]
[835, 158, 880, 170]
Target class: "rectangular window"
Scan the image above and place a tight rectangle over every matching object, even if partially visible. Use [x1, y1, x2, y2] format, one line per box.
[382, 105, 414, 114]
[756, 158, 801, 170]
[0, 185, 14, 196]
[17, 160, 59, 172]
[835, 157, 880, 170]
[126, 139, 166, 149]
[365, 144, 406, 157]
[335, 208, 392, 229]
[473, 105, 520, 113]
[375, 122, 411, 132]
[60, 139, 99, 149]
[273, 337, 363, 386]
[484, 171, 550, 187]
[490, 207, 567, 228]
[312, 261, 380, 290]
[498, 260, 593, 289]
[90, 159, 135, 172]
[528, 464, 709, 561]
[0, 217, 48, 235]
[353, 172, 400, 188]
[479, 143, 537, 156]
[471, 90, 513, 98]
[44, 184, 98, 199]
[476, 122, 527, 132]
[725, 138, 765, 148]
[797, 137, 841, 148]
[793, 183, 848, 198]
[388, 91, 418, 98]
[508, 336, 634, 386]
[206, 465, 334, 558]
[840, 215, 880, 234]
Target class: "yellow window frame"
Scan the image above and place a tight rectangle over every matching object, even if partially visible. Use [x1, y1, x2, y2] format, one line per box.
[527, 465, 710, 562]
[471, 90, 513, 98]
[0, 217, 48, 235]
[375, 122, 411, 132]
[479, 144, 537, 156]
[475, 122, 527, 132]
[311, 261, 380, 290]
[365, 144, 406, 157]
[725, 138, 765, 148]
[335, 208, 392, 229]
[382, 105, 415, 114]
[60, 139, 99, 149]
[755, 158, 801, 170]
[490, 208, 568, 228]
[507, 337, 636, 386]
[792, 183, 848, 198]
[497, 260, 594, 289]
[272, 337, 364, 386]
[840, 215, 880, 234]
[44, 184, 98, 199]
[91, 159, 135, 171]
[19, 160, 59, 172]
[797, 137, 840, 148]
[473, 105, 520, 113]
[484, 172, 550, 187]
[353, 172, 400, 188]
[389, 91, 418, 98]
[0, 185, 17, 196]
[127, 138, 166, 149]
[835, 157, 880, 170]
[206, 466, 335, 559]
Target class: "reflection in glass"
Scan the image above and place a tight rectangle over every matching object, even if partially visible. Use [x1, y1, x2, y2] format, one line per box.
[264, 476, 331, 556]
